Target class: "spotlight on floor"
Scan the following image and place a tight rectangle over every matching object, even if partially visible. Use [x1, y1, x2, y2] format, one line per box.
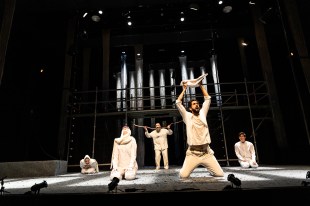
[227, 174, 241, 188]
[30, 180, 48, 194]
[108, 177, 120, 192]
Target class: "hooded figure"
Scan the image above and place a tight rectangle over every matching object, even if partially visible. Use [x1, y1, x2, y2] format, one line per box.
[80, 155, 99, 174]
[110, 125, 138, 180]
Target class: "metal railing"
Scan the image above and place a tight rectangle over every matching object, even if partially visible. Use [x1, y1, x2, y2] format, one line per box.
[67, 81, 270, 118]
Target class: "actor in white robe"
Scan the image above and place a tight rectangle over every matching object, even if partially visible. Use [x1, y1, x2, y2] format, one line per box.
[144, 123, 173, 170]
[234, 132, 258, 168]
[110, 125, 138, 180]
[80, 155, 99, 174]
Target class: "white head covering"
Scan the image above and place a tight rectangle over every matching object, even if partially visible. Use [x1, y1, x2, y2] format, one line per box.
[84, 155, 91, 160]
[110, 125, 133, 169]
[115, 125, 132, 145]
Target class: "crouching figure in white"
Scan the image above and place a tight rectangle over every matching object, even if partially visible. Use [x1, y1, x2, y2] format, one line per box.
[80, 155, 99, 174]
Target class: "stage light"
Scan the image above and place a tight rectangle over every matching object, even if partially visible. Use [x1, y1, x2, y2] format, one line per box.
[108, 177, 120, 192]
[127, 15, 132, 26]
[180, 12, 185, 22]
[219, 0, 232, 14]
[227, 174, 241, 188]
[91, 15, 100, 22]
[30, 180, 48, 194]
[223, 6, 232, 13]
[189, 3, 199, 11]
[91, 10, 103, 22]
[301, 171, 310, 186]
[306, 171, 310, 179]
[0, 176, 9, 196]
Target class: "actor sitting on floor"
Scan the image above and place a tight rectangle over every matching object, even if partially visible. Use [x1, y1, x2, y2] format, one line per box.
[234, 132, 258, 168]
[80, 155, 99, 174]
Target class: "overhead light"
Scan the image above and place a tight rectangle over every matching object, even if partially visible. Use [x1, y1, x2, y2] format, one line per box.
[91, 15, 100, 22]
[136, 53, 142, 60]
[160, 8, 164, 17]
[86, 10, 102, 22]
[127, 15, 132, 26]
[180, 11, 185, 22]
[223, 6, 232, 13]
[80, 30, 88, 40]
[189, 3, 199, 11]
[241, 42, 248, 46]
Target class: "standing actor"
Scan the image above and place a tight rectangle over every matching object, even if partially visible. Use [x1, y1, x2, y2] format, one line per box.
[144, 123, 173, 170]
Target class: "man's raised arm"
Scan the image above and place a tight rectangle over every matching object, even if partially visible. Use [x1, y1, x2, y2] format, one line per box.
[177, 83, 187, 102]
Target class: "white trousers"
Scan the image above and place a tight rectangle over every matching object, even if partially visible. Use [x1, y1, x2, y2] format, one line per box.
[179, 149, 224, 178]
[239, 159, 258, 168]
[110, 167, 137, 180]
[155, 149, 169, 169]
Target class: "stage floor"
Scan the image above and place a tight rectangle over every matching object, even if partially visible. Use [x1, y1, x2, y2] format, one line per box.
[1, 165, 310, 203]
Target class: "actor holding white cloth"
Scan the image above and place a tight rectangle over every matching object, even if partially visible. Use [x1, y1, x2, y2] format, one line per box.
[176, 76, 224, 179]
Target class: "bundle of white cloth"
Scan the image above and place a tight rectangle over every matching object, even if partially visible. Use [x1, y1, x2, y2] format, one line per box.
[180, 73, 208, 87]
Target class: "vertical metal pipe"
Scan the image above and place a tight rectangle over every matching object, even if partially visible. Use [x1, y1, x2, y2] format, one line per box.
[169, 68, 176, 108]
[158, 69, 166, 109]
[116, 72, 121, 111]
[188, 67, 196, 99]
[121, 53, 127, 111]
[136, 59, 143, 111]
[210, 54, 222, 106]
[149, 70, 155, 109]
[179, 56, 190, 104]
[129, 71, 136, 110]
[200, 66, 208, 91]
[91, 87, 98, 158]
